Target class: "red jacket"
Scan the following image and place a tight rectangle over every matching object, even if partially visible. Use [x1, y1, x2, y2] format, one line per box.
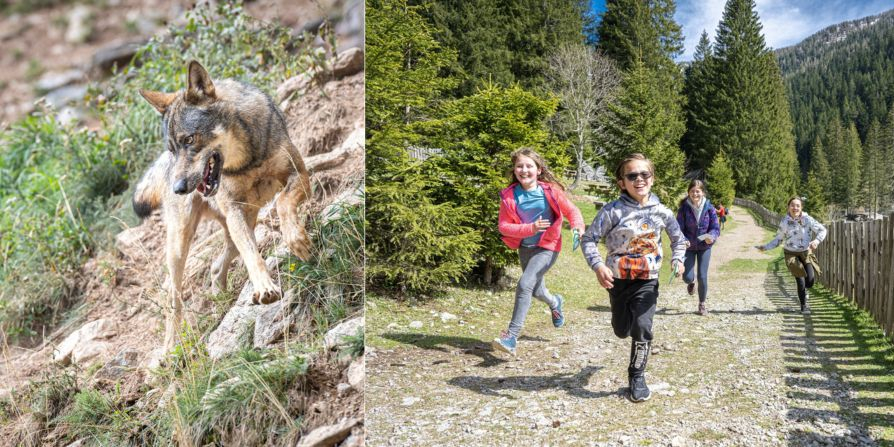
[498, 181, 584, 252]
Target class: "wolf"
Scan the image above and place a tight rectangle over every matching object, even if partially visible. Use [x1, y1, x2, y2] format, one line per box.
[134, 60, 312, 352]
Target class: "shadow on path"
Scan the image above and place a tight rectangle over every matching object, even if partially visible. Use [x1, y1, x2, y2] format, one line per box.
[380, 332, 557, 368]
[763, 256, 894, 446]
[446, 365, 617, 398]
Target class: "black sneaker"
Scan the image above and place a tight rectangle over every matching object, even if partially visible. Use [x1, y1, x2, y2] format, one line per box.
[801, 302, 810, 315]
[687, 282, 695, 296]
[628, 375, 651, 402]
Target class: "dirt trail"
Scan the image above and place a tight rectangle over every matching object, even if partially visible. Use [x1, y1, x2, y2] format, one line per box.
[367, 209, 890, 446]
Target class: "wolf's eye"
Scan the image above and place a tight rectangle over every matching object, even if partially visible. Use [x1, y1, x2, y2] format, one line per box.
[182, 135, 195, 145]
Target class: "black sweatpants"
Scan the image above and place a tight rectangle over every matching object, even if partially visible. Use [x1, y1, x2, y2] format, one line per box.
[608, 278, 658, 343]
[795, 262, 815, 307]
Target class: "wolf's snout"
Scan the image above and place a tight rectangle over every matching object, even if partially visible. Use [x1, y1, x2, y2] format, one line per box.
[173, 178, 189, 194]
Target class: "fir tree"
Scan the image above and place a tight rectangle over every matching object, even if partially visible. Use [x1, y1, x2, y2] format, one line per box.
[706, 151, 736, 208]
[862, 119, 886, 214]
[681, 31, 719, 171]
[802, 170, 828, 220]
[710, 0, 798, 212]
[808, 135, 831, 205]
[366, 0, 480, 293]
[596, 0, 686, 202]
[601, 58, 686, 204]
[422, 84, 566, 283]
[418, 0, 588, 97]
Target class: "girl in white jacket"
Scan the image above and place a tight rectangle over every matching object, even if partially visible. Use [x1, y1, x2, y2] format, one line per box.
[757, 196, 827, 314]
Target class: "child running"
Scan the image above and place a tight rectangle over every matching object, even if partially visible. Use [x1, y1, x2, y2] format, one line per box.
[493, 147, 585, 356]
[581, 153, 687, 402]
[676, 180, 721, 315]
[716, 201, 728, 230]
[757, 196, 826, 314]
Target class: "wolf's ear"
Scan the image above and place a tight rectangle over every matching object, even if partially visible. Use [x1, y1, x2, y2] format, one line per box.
[139, 89, 177, 114]
[186, 60, 216, 104]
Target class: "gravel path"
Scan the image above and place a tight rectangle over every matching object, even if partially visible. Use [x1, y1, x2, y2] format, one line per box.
[367, 210, 888, 446]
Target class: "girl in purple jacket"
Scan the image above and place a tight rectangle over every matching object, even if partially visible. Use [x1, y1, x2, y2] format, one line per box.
[675, 180, 721, 315]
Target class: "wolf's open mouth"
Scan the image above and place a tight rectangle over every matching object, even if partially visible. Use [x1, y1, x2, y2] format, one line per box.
[196, 151, 221, 197]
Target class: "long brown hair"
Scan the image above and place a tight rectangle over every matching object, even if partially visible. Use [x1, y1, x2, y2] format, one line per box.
[507, 147, 565, 190]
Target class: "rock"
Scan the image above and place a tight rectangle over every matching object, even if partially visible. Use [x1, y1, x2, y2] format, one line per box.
[295, 417, 360, 447]
[323, 316, 363, 351]
[65, 5, 93, 44]
[44, 85, 87, 109]
[332, 47, 364, 78]
[56, 107, 85, 126]
[439, 312, 457, 323]
[35, 69, 85, 93]
[347, 357, 364, 389]
[91, 41, 143, 75]
[408, 321, 423, 329]
[53, 318, 118, 365]
[72, 340, 113, 365]
[276, 70, 320, 102]
[207, 255, 285, 359]
[64, 440, 84, 447]
[401, 397, 420, 407]
[252, 290, 299, 349]
[93, 350, 140, 381]
[340, 430, 364, 447]
[336, 383, 352, 397]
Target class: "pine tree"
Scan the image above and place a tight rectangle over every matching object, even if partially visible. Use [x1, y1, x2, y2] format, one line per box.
[423, 83, 567, 283]
[862, 119, 886, 215]
[596, 0, 687, 203]
[710, 0, 798, 212]
[802, 170, 828, 220]
[366, 0, 481, 293]
[681, 31, 719, 171]
[418, 0, 587, 97]
[706, 150, 736, 208]
[807, 135, 832, 208]
[601, 59, 686, 204]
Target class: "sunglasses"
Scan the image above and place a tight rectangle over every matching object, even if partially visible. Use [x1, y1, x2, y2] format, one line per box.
[624, 171, 653, 182]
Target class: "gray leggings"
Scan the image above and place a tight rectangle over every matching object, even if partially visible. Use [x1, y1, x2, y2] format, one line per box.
[507, 246, 559, 337]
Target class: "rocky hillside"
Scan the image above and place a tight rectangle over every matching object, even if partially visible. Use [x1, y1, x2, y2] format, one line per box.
[0, 2, 366, 445]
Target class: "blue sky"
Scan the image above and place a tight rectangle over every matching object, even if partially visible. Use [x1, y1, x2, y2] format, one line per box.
[590, 0, 894, 60]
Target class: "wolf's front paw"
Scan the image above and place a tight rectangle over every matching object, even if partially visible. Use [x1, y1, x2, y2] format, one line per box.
[283, 225, 312, 261]
[251, 277, 282, 305]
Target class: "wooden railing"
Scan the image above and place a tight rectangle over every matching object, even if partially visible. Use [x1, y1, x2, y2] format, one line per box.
[733, 197, 782, 227]
[814, 214, 894, 339]
[734, 197, 894, 339]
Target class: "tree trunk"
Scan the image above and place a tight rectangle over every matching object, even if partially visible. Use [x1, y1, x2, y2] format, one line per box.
[483, 257, 493, 285]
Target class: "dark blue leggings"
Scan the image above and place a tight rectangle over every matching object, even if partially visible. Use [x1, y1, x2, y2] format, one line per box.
[683, 248, 712, 303]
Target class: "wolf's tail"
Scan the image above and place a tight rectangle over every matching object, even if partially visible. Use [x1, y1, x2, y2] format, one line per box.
[133, 151, 171, 218]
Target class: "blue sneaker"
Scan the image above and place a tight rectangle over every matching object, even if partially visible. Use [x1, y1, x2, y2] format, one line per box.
[492, 331, 517, 356]
[551, 295, 565, 328]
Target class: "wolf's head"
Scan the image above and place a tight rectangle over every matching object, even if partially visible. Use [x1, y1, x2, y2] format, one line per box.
[140, 61, 227, 197]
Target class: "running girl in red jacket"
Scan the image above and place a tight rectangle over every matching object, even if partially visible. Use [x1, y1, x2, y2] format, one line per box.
[492, 147, 585, 356]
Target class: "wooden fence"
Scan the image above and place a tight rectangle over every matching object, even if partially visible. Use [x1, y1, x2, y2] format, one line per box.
[814, 214, 894, 339]
[734, 197, 894, 339]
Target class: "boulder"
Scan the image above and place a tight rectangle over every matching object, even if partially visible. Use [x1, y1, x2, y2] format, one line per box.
[53, 319, 118, 365]
[323, 316, 363, 351]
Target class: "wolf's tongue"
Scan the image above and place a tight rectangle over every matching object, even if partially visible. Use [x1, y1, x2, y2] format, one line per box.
[197, 182, 206, 194]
